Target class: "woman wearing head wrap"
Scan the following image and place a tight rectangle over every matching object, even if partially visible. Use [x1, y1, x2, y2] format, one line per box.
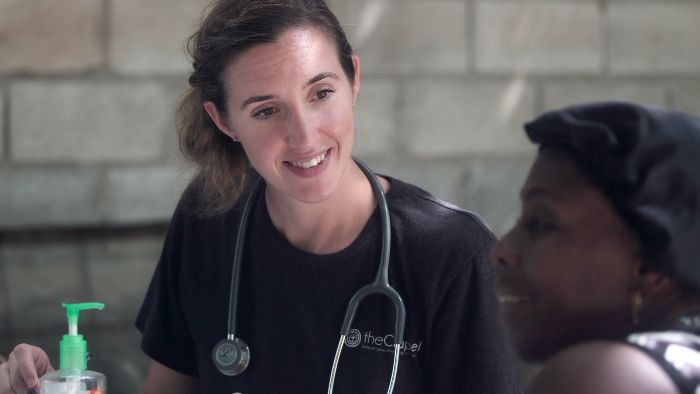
[492, 101, 700, 394]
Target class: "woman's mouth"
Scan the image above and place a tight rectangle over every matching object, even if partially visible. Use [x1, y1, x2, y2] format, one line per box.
[290, 151, 326, 169]
[498, 295, 532, 304]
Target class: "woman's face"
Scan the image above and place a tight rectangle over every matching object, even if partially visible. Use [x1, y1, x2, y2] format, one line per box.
[491, 147, 642, 362]
[206, 26, 359, 204]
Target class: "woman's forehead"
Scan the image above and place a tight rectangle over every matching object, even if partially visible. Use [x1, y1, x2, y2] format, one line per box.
[524, 151, 607, 212]
[522, 148, 591, 202]
[224, 27, 338, 86]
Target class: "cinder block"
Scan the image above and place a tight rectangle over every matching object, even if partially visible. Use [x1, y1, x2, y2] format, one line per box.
[3, 242, 84, 331]
[0, 0, 101, 73]
[110, 0, 210, 74]
[401, 78, 535, 156]
[329, 1, 468, 74]
[463, 158, 535, 237]
[104, 165, 193, 224]
[543, 81, 668, 111]
[671, 82, 700, 117]
[0, 253, 10, 336]
[362, 156, 469, 206]
[609, 3, 700, 74]
[343, 156, 534, 236]
[476, 1, 601, 73]
[0, 168, 101, 228]
[86, 235, 164, 325]
[353, 79, 398, 156]
[0, 92, 4, 159]
[11, 81, 172, 163]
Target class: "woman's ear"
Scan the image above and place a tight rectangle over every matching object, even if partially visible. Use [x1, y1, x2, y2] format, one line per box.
[203, 101, 238, 141]
[640, 269, 671, 292]
[635, 260, 677, 297]
[351, 54, 360, 105]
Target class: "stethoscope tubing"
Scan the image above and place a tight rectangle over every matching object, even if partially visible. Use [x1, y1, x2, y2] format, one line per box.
[226, 178, 264, 337]
[327, 158, 405, 394]
[338, 159, 406, 342]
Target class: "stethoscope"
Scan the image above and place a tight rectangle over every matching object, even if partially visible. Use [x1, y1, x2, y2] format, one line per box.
[212, 157, 406, 394]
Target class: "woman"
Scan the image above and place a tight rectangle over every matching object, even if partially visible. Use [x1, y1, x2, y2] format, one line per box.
[492, 101, 700, 393]
[0, 0, 520, 393]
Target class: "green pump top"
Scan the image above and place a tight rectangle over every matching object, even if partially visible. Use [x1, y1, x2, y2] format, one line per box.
[60, 302, 104, 370]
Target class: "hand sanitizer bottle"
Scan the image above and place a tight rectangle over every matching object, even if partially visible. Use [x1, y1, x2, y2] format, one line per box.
[39, 302, 107, 394]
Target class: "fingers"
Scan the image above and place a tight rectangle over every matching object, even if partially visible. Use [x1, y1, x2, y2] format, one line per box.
[7, 344, 51, 393]
[31, 347, 53, 377]
[8, 351, 35, 392]
[0, 362, 13, 394]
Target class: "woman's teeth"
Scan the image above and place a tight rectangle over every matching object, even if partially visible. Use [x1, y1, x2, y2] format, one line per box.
[291, 152, 326, 169]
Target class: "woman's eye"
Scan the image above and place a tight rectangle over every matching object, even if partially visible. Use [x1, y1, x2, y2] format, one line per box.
[253, 107, 278, 120]
[516, 213, 554, 238]
[524, 217, 553, 237]
[314, 88, 335, 101]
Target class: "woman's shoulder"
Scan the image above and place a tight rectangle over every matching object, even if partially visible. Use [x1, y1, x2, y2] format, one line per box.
[528, 340, 679, 394]
[384, 175, 494, 246]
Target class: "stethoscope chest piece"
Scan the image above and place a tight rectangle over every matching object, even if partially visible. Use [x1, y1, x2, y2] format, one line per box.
[213, 337, 250, 376]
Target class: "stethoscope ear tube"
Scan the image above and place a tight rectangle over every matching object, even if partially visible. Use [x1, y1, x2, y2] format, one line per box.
[329, 158, 406, 394]
[330, 284, 405, 394]
[339, 284, 406, 345]
[346, 158, 406, 344]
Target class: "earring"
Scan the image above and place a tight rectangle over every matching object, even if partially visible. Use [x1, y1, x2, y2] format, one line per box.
[631, 291, 643, 326]
[232, 136, 239, 142]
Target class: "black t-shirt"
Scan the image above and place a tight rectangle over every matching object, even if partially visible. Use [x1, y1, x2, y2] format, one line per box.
[136, 176, 522, 393]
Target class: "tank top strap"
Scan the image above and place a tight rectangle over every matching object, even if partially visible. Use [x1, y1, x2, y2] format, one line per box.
[626, 331, 700, 394]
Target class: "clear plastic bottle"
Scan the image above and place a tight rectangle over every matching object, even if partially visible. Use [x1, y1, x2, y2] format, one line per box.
[39, 302, 107, 394]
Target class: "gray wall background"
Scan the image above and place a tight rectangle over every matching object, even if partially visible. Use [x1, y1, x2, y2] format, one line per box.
[1, 0, 699, 392]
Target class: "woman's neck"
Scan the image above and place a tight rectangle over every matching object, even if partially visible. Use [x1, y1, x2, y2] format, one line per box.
[263, 164, 389, 255]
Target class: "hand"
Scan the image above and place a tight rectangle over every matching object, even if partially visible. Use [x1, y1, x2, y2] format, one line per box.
[0, 344, 53, 394]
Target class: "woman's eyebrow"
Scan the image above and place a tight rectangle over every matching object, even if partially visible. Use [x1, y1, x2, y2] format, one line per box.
[521, 186, 549, 202]
[304, 72, 339, 88]
[241, 94, 275, 110]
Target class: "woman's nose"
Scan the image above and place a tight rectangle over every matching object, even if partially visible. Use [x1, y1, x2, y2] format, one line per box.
[284, 108, 317, 148]
[490, 230, 521, 269]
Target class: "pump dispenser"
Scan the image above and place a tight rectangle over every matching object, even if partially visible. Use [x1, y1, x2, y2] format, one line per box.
[39, 302, 107, 394]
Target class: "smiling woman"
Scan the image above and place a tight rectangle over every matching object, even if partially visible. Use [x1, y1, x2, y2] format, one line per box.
[492, 101, 700, 394]
[202, 27, 360, 220]
[0, 0, 521, 393]
[495, 147, 641, 362]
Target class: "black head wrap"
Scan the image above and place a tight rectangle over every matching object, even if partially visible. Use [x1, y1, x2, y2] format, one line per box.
[524, 101, 700, 290]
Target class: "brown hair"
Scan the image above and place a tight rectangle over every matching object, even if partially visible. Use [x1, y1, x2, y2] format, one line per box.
[178, 0, 355, 216]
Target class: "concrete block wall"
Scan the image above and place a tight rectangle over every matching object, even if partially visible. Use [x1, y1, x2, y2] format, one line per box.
[1, 0, 699, 392]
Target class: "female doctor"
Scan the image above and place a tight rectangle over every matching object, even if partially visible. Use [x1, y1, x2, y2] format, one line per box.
[0, 0, 520, 392]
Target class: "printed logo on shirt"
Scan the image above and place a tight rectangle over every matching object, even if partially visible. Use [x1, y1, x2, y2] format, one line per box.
[344, 329, 423, 358]
[345, 329, 363, 347]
